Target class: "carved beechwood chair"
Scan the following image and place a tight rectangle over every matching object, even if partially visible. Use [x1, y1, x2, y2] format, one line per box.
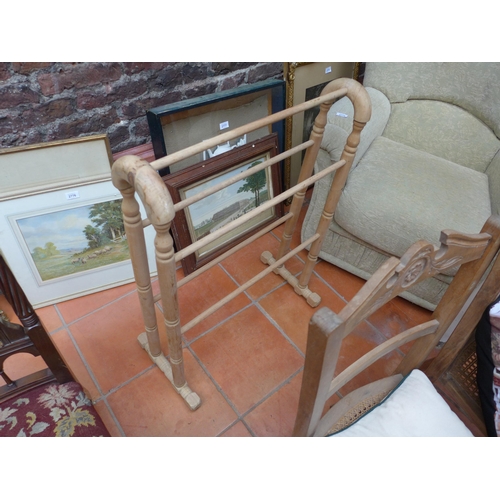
[111, 78, 371, 410]
[293, 215, 500, 437]
[0, 253, 110, 437]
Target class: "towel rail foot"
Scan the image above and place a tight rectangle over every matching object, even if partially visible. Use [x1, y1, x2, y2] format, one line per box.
[260, 250, 321, 307]
[138, 332, 201, 411]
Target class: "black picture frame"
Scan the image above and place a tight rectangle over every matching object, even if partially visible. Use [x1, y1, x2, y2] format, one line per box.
[147, 79, 286, 178]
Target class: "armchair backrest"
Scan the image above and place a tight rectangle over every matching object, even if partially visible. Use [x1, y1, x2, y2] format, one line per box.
[364, 62, 500, 174]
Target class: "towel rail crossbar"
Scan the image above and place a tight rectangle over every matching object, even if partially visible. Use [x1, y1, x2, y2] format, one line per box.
[176, 213, 293, 289]
[181, 234, 320, 335]
[174, 140, 315, 213]
[141, 139, 315, 228]
[152, 213, 293, 302]
[149, 88, 348, 172]
[174, 158, 345, 263]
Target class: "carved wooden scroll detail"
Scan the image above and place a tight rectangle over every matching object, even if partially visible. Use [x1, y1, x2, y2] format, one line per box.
[339, 229, 492, 332]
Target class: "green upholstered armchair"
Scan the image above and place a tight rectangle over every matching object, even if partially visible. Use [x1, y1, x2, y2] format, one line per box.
[302, 62, 500, 310]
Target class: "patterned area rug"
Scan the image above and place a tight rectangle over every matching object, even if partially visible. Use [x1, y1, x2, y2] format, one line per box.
[0, 381, 110, 437]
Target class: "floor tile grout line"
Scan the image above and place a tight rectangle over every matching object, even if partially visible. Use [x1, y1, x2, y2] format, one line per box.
[179, 259, 303, 436]
[310, 268, 351, 305]
[218, 256, 307, 356]
[216, 418, 255, 437]
[253, 302, 305, 359]
[188, 343, 303, 437]
[93, 364, 157, 403]
[91, 364, 159, 437]
[55, 287, 139, 328]
[178, 261, 290, 347]
[53, 304, 106, 398]
[185, 344, 253, 435]
[237, 367, 303, 423]
[217, 249, 322, 357]
[52, 303, 126, 436]
[218, 258, 299, 306]
[98, 397, 127, 437]
[183, 302, 255, 347]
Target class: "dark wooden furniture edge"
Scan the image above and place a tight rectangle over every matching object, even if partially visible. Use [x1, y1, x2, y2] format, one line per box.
[0, 253, 74, 403]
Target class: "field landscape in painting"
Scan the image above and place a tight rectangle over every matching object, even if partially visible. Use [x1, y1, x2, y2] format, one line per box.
[185, 157, 271, 242]
[16, 200, 129, 282]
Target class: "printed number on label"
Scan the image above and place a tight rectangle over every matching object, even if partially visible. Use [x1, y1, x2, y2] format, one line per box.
[66, 191, 80, 200]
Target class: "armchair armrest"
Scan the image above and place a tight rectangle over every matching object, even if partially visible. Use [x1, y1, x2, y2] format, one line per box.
[317, 87, 391, 171]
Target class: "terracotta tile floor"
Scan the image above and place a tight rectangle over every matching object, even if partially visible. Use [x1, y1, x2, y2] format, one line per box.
[3, 194, 450, 437]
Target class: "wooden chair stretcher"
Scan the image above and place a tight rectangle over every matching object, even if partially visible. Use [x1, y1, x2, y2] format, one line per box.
[111, 78, 371, 410]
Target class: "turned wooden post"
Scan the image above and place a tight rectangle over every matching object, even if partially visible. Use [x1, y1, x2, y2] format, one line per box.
[275, 98, 334, 262]
[297, 78, 371, 296]
[0, 253, 74, 387]
[112, 155, 199, 409]
[153, 222, 185, 387]
[120, 183, 162, 357]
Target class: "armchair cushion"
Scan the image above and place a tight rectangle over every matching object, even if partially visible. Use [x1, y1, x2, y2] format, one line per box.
[334, 136, 491, 267]
[383, 100, 500, 173]
[363, 63, 500, 136]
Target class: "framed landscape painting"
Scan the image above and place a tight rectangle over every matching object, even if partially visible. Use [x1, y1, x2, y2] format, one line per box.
[0, 181, 156, 307]
[14, 199, 129, 283]
[164, 134, 283, 275]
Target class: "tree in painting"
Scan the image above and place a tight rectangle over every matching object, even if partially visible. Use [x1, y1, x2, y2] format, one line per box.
[44, 241, 59, 257]
[83, 224, 104, 249]
[31, 242, 60, 259]
[237, 160, 266, 208]
[83, 200, 125, 249]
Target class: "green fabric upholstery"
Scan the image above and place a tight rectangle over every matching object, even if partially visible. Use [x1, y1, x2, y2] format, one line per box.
[363, 62, 500, 138]
[383, 100, 500, 173]
[303, 62, 500, 310]
[335, 137, 491, 269]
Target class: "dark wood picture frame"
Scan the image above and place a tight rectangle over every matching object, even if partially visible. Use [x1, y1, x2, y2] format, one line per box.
[147, 79, 286, 177]
[164, 134, 283, 275]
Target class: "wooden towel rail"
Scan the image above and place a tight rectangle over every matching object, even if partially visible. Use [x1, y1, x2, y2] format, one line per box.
[111, 77, 371, 410]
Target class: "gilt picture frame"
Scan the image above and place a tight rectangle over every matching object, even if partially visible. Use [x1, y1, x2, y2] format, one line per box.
[147, 79, 286, 177]
[0, 181, 157, 308]
[164, 134, 283, 275]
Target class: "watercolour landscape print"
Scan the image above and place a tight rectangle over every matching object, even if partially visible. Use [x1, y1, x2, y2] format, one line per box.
[182, 154, 274, 258]
[14, 199, 129, 283]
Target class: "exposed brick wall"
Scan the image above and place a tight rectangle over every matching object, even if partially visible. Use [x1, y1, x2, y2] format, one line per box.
[0, 62, 283, 154]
